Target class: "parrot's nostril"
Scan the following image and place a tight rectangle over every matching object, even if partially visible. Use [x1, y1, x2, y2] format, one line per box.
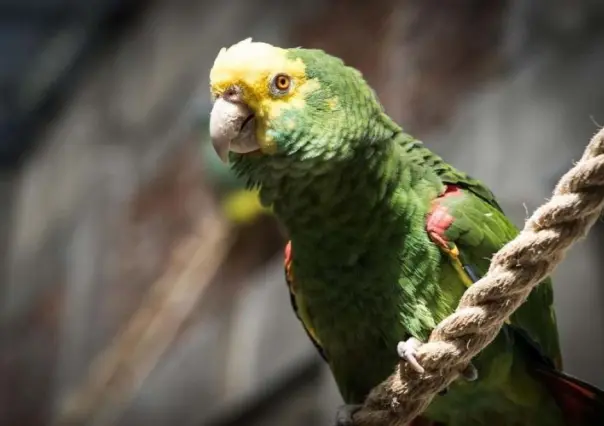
[223, 86, 243, 103]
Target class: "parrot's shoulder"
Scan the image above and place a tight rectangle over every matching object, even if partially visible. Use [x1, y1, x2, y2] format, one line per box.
[398, 136, 503, 212]
[438, 167, 504, 213]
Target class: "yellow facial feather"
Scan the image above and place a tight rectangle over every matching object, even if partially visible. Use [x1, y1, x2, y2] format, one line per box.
[209, 38, 320, 151]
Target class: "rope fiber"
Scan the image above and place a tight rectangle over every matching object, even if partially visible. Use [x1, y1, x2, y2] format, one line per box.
[352, 127, 604, 426]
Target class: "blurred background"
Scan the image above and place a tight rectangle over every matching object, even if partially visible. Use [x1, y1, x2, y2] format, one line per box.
[1, 1, 604, 425]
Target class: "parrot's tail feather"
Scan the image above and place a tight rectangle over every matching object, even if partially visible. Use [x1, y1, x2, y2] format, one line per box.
[534, 367, 604, 425]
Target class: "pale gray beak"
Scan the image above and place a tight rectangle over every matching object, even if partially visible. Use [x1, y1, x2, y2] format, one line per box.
[209, 95, 259, 163]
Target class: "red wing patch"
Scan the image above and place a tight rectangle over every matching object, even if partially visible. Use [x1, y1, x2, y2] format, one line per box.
[426, 184, 463, 253]
[284, 241, 294, 290]
[284, 240, 292, 266]
[441, 184, 463, 197]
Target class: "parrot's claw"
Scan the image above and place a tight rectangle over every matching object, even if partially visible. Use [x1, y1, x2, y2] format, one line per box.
[460, 362, 478, 381]
[437, 362, 479, 395]
[397, 337, 425, 374]
[334, 404, 363, 426]
[397, 338, 478, 397]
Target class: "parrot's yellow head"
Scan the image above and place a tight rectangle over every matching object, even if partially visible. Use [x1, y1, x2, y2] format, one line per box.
[210, 39, 319, 123]
[207, 38, 392, 187]
[210, 38, 328, 161]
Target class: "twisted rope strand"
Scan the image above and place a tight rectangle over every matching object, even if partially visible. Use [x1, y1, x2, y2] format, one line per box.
[353, 127, 604, 426]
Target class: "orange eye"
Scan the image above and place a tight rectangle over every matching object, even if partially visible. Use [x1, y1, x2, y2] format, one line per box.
[273, 74, 291, 92]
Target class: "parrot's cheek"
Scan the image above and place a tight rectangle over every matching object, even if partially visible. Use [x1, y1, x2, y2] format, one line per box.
[210, 97, 260, 163]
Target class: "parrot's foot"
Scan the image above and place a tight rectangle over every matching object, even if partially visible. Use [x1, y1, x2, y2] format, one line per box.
[460, 363, 478, 382]
[396, 337, 478, 396]
[334, 404, 363, 426]
[397, 337, 425, 373]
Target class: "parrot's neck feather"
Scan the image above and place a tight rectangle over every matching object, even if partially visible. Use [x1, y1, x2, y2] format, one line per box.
[261, 132, 443, 264]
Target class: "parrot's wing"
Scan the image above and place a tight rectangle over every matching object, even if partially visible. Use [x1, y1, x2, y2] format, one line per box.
[401, 138, 505, 213]
[284, 241, 329, 362]
[407, 150, 604, 422]
[425, 182, 563, 368]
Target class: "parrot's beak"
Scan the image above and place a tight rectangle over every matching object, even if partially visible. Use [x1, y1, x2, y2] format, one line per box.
[209, 92, 259, 163]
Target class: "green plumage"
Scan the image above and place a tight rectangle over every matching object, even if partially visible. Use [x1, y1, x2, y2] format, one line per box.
[226, 47, 585, 426]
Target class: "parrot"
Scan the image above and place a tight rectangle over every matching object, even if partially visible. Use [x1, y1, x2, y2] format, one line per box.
[207, 38, 604, 426]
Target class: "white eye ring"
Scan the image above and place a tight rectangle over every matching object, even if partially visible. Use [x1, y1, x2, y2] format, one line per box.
[270, 73, 292, 96]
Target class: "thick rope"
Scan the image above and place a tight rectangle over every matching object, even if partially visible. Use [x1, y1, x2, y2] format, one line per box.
[352, 127, 604, 426]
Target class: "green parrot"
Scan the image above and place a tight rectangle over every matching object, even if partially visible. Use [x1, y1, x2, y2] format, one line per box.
[207, 38, 604, 426]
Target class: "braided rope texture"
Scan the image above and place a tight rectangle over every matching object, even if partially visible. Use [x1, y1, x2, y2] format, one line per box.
[352, 128, 604, 426]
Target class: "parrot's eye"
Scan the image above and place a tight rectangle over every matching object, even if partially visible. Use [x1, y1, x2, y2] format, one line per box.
[271, 73, 291, 95]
